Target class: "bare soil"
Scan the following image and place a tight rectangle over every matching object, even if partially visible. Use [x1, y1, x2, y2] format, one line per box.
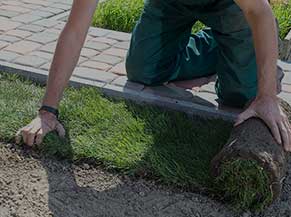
[0, 144, 291, 217]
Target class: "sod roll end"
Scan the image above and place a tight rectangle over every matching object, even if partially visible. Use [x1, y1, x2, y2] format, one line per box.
[210, 100, 291, 210]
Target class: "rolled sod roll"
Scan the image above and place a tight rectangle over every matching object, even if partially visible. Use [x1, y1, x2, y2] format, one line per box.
[210, 100, 290, 210]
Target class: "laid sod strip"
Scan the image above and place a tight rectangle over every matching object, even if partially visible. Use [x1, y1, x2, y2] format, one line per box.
[213, 159, 273, 211]
[0, 72, 286, 211]
[0, 72, 231, 188]
[93, 0, 291, 39]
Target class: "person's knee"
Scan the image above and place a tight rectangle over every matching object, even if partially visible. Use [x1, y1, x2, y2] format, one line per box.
[126, 55, 157, 86]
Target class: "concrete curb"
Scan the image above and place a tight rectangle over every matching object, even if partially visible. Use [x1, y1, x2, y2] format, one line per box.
[0, 60, 238, 122]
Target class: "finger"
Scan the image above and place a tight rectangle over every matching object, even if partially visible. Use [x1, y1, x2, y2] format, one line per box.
[35, 129, 44, 146]
[26, 127, 39, 147]
[21, 126, 32, 145]
[55, 122, 66, 138]
[283, 119, 291, 152]
[15, 127, 24, 144]
[234, 109, 256, 127]
[26, 132, 36, 147]
[267, 121, 282, 145]
[278, 121, 289, 151]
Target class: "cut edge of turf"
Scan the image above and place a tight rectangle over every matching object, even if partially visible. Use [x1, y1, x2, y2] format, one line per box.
[213, 159, 273, 211]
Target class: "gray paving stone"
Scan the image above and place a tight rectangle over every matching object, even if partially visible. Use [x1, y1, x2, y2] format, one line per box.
[33, 19, 59, 28]
[53, 22, 65, 30]
[21, 3, 42, 10]
[106, 31, 131, 41]
[3, 1, 23, 6]
[58, 0, 74, 4]
[0, 9, 19, 18]
[44, 29, 61, 35]
[78, 56, 88, 65]
[73, 67, 117, 83]
[279, 92, 291, 104]
[0, 35, 21, 43]
[38, 7, 64, 15]
[14, 55, 48, 67]
[278, 60, 291, 72]
[17, 24, 44, 33]
[50, 3, 72, 10]
[80, 60, 111, 71]
[91, 54, 122, 65]
[4, 41, 41, 55]
[193, 91, 218, 107]
[283, 72, 291, 85]
[0, 5, 30, 13]
[0, 41, 9, 50]
[40, 62, 51, 71]
[90, 37, 118, 45]
[113, 41, 130, 50]
[0, 50, 20, 62]
[111, 76, 144, 91]
[29, 51, 54, 60]
[27, 32, 58, 44]
[80, 48, 100, 58]
[0, 17, 21, 31]
[110, 62, 126, 75]
[5, 29, 32, 38]
[22, 0, 51, 6]
[39, 41, 57, 53]
[30, 10, 54, 18]
[84, 41, 111, 51]
[88, 28, 111, 37]
[200, 82, 216, 93]
[11, 14, 42, 23]
[103, 47, 127, 58]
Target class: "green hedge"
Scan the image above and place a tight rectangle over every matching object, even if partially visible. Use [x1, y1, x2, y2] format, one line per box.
[93, 0, 291, 39]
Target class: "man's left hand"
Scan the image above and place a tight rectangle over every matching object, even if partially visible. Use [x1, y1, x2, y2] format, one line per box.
[234, 95, 291, 152]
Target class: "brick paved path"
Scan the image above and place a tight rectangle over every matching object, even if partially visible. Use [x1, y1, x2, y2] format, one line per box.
[0, 0, 291, 120]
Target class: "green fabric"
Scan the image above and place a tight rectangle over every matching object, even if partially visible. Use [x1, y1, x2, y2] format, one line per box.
[126, 0, 258, 107]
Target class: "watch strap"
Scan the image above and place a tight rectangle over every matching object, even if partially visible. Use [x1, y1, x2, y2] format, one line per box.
[39, 105, 59, 119]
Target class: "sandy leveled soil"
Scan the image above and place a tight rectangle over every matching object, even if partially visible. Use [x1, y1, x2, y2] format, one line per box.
[0, 144, 291, 217]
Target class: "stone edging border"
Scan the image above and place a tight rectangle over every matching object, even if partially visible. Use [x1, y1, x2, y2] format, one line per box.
[0, 60, 238, 122]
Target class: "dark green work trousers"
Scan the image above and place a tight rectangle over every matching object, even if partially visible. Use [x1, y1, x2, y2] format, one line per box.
[126, 0, 260, 107]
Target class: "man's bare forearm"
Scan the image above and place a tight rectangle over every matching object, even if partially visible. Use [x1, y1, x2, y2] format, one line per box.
[235, 0, 278, 97]
[42, 27, 85, 108]
[42, 0, 98, 108]
[245, 4, 278, 97]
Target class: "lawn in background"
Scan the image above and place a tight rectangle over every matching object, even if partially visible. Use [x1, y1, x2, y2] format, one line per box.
[0, 72, 231, 189]
[93, 0, 291, 39]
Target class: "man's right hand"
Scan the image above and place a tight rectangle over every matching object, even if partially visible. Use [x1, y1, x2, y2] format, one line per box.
[15, 111, 66, 146]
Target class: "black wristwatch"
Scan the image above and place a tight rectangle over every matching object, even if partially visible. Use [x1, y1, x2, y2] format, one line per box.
[39, 105, 59, 119]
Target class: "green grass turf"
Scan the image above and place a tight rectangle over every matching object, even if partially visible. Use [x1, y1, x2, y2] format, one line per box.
[92, 0, 205, 34]
[0, 72, 274, 210]
[214, 159, 272, 211]
[93, 0, 291, 39]
[0, 72, 231, 188]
